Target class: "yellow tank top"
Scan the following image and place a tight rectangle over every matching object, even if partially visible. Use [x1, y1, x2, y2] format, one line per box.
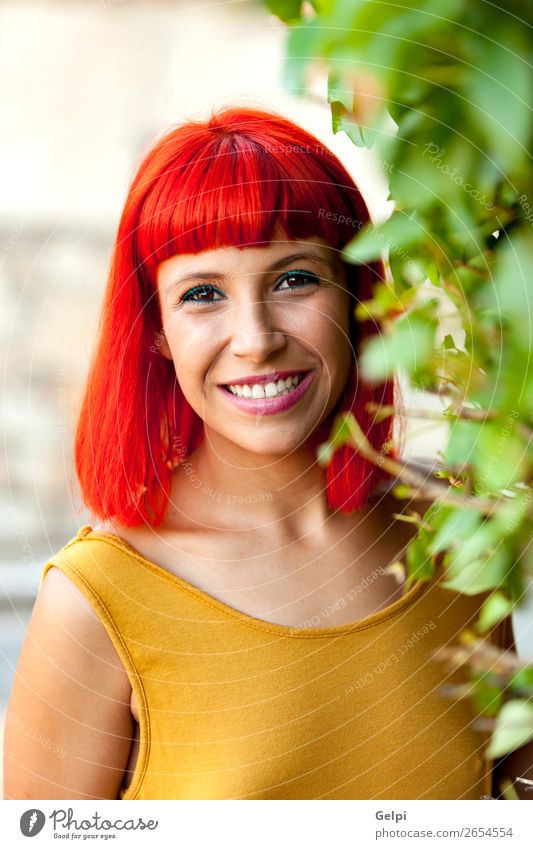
[39, 524, 511, 800]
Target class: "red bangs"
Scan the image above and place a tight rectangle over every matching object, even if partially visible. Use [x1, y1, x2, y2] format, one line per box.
[134, 111, 366, 271]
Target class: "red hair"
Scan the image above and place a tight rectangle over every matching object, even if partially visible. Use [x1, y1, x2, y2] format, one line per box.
[74, 105, 397, 527]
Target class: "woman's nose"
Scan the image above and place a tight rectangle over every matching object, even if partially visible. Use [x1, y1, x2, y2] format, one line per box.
[228, 298, 286, 362]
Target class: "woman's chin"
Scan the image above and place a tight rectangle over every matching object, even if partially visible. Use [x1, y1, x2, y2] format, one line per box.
[214, 427, 320, 459]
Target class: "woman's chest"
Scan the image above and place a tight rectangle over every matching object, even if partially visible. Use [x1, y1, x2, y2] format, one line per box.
[120, 578, 492, 801]
[117, 520, 411, 629]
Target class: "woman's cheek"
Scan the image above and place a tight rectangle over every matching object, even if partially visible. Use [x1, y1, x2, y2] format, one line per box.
[167, 330, 219, 404]
[311, 308, 351, 362]
[168, 319, 215, 363]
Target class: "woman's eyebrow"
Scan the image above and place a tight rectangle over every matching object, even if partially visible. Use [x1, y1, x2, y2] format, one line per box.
[165, 251, 337, 291]
[266, 251, 337, 274]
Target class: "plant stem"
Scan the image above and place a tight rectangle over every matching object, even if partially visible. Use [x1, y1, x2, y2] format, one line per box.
[343, 414, 498, 514]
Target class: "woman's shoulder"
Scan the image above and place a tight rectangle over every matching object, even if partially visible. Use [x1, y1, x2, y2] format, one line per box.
[40, 521, 149, 591]
[4, 563, 134, 799]
[38, 524, 148, 689]
[91, 519, 163, 560]
[42, 523, 142, 657]
[40, 565, 125, 664]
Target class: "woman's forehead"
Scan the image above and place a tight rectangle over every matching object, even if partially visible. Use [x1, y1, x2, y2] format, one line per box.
[156, 236, 342, 288]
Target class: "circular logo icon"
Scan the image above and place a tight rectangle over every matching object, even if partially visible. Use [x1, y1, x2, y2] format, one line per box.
[20, 809, 46, 837]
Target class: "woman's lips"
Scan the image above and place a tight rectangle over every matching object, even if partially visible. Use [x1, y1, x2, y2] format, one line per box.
[220, 369, 307, 387]
[217, 370, 315, 416]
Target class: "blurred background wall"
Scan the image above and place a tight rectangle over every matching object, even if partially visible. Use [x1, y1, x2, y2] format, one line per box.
[2, 0, 529, 795]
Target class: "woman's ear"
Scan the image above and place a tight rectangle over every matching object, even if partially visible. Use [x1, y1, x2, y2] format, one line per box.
[152, 329, 173, 360]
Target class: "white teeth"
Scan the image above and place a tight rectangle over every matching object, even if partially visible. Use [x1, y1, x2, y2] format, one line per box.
[227, 373, 304, 399]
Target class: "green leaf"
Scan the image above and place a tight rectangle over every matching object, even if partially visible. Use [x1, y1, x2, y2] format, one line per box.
[426, 502, 516, 577]
[485, 699, 533, 759]
[392, 483, 414, 500]
[316, 440, 334, 467]
[495, 492, 532, 536]
[282, 21, 321, 93]
[442, 420, 482, 467]
[327, 72, 353, 114]
[342, 212, 423, 264]
[266, 0, 303, 23]
[426, 262, 441, 286]
[329, 411, 355, 449]
[472, 673, 504, 716]
[439, 548, 509, 596]
[489, 232, 533, 350]
[501, 779, 521, 800]
[446, 520, 506, 574]
[388, 250, 413, 295]
[508, 667, 533, 698]
[474, 421, 528, 492]
[475, 592, 514, 634]
[354, 280, 404, 321]
[318, 411, 369, 466]
[331, 102, 372, 147]
[406, 535, 435, 582]
[428, 507, 482, 556]
[464, 37, 532, 174]
[360, 312, 437, 382]
[327, 73, 381, 148]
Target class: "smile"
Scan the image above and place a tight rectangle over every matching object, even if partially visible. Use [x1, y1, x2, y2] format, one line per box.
[217, 371, 314, 415]
[226, 372, 305, 398]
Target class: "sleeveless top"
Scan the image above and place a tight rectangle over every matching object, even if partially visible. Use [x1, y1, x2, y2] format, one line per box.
[39, 524, 512, 800]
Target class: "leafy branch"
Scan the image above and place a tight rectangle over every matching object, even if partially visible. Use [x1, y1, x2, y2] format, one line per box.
[267, 0, 533, 775]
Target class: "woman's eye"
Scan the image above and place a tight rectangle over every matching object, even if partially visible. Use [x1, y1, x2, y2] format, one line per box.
[176, 270, 319, 307]
[180, 284, 224, 304]
[275, 270, 320, 291]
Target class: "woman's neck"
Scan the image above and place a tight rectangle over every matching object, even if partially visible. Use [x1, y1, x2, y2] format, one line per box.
[166, 419, 345, 540]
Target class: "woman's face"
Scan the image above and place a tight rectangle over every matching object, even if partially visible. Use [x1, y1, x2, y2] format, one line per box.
[155, 234, 354, 457]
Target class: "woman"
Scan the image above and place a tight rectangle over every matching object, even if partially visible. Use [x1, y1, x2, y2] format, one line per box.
[4, 105, 515, 800]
